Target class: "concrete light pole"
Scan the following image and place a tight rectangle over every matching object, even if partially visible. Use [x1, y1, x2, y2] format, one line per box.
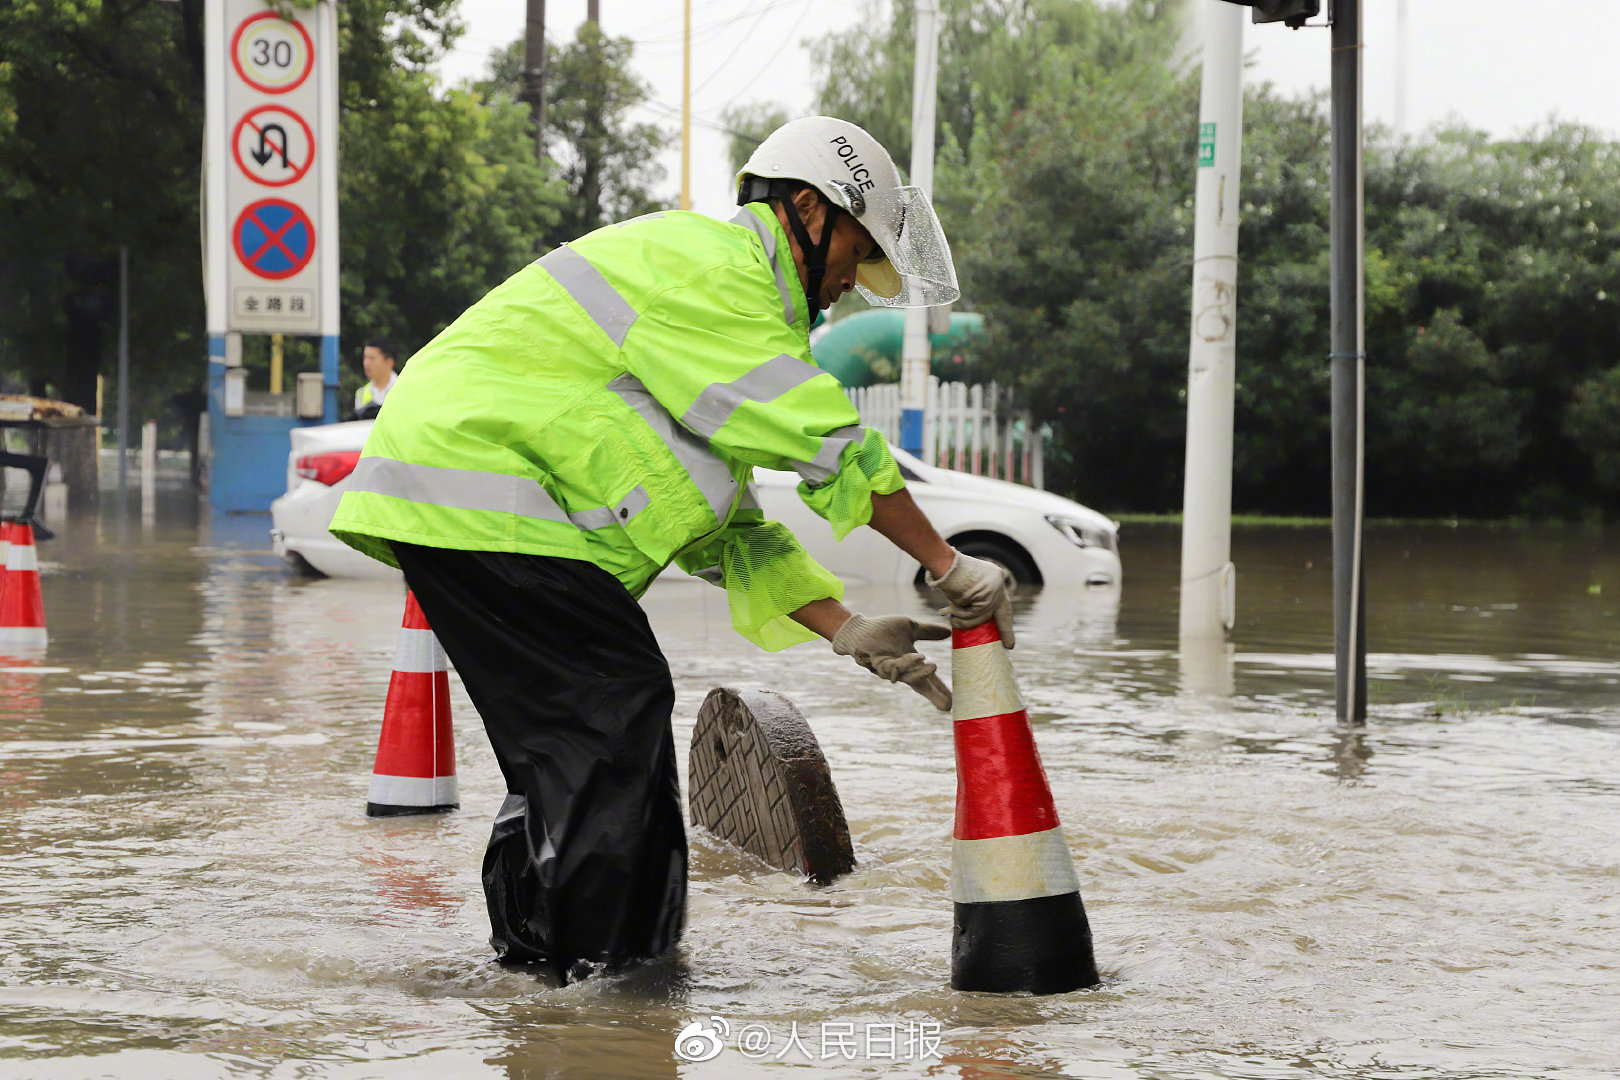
[1178, 1, 1245, 663]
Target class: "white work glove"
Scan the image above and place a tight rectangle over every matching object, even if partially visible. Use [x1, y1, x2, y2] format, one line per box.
[925, 550, 1017, 648]
[831, 614, 953, 712]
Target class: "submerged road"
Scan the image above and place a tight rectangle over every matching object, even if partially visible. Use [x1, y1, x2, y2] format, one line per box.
[1, 497, 1618, 1078]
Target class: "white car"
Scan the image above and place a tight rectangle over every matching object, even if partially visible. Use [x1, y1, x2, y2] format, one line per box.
[270, 420, 1120, 587]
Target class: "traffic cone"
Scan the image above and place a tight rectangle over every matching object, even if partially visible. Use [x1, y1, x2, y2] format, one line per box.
[366, 590, 458, 816]
[0, 521, 10, 611]
[0, 522, 47, 656]
[949, 620, 1099, 993]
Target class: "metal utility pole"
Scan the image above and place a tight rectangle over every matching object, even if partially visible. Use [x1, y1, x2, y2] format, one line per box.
[117, 245, 130, 501]
[1331, 0, 1367, 724]
[899, 0, 940, 459]
[1179, 0, 1245, 654]
[582, 1, 603, 222]
[522, 0, 548, 166]
[680, 0, 691, 209]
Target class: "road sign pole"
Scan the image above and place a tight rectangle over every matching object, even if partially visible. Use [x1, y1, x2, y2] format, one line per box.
[206, 0, 227, 340]
[205, 0, 229, 507]
[319, 337, 338, 422]
[318, 0, 340, 423]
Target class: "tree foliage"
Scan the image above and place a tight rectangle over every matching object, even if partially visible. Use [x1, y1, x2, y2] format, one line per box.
[0, 0, 663, 437]
[796, 0, 1620, 519]
[476, 25, 671, 248]
[0, 0, 210, 419]
[338, 2, 560, 370]
[721, 102, 793, 177]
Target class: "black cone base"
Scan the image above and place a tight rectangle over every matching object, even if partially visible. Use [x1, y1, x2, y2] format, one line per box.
[366, 801, 458, 818]
[951, 892, 1100, 993]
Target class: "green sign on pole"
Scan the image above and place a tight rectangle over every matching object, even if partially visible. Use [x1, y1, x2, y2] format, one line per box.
[1198, 122, 1216, 168]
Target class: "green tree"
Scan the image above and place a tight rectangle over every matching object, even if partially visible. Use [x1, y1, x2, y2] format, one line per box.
[1565, 365, 1620, 494]
[783, 0, 1620, 518]
[0, 0, 562, 441]
[1361, 122, 1620, 515]
[476, 25, 671, 247]
[0, 0, 210, 421]
[721, 102, 792, 176]
[338, 2, 561, 367]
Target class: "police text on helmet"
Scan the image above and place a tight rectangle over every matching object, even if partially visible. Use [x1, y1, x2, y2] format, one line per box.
[830, 137, 877, 192]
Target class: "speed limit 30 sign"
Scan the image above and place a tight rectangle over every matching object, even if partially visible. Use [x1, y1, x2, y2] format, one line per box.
[211, 0, 334, 335]
[231, 11, 314, 93]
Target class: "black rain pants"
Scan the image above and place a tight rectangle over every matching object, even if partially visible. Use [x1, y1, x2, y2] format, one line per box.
[391, 543, 687, 972]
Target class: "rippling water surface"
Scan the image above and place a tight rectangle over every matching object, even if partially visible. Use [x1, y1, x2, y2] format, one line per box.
[1, 499, 1617, 1079]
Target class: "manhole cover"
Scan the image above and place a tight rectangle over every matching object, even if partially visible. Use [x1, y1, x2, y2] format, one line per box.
[688, 687, 855, 885]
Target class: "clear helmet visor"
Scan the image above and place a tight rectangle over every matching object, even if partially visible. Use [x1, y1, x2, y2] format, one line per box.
[850, 186, 960, 308]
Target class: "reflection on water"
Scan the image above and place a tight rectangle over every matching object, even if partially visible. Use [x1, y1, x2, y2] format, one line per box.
[1, 504, 1617, 1078]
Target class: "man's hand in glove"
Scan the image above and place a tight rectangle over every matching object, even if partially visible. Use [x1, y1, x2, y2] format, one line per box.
[831, 614, 953, 712]
[924, 550, 1017, 648]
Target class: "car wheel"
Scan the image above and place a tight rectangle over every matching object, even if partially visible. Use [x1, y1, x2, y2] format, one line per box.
[952, 536, 1040, 585]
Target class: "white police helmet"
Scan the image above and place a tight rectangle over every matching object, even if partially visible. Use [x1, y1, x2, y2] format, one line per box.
[737, 116, 959, 309]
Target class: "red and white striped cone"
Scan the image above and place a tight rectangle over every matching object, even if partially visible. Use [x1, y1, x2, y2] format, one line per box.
[366, 590, 458, 817]
[949, 620, 1099, 993]
[0, 522, 48, 657]
[0, 521, 10, 611]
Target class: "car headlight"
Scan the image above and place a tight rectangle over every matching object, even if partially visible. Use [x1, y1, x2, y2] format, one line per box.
[1046, 515, 1117, 552]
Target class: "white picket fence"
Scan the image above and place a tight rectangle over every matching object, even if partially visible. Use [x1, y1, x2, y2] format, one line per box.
[846, 378, 1046, 489]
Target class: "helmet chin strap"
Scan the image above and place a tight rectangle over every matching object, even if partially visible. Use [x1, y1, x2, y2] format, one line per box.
[777, 189, 842, 322]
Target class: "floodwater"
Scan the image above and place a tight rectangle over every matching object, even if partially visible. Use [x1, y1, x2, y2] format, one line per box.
[2, 491, 1618, 1079]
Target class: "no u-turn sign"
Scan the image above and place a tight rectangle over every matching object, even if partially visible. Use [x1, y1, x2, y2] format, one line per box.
[232, 105, 315, 187]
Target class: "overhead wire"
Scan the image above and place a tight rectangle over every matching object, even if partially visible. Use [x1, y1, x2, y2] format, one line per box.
[642, 99, 758, 142]
[719, 0, 814, 104]
[441, 1, 784, 72]
[691, 0, 787, 97]
[616, 0, 728, 37]
[628, 0, 802, 47]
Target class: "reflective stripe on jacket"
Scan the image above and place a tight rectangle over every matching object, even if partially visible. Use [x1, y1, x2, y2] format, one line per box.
[355, 372, 395, 410]
[329, 204, 906, 650]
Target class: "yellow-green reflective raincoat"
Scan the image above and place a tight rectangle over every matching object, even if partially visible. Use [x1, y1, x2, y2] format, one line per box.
[329, 205, 905, 650]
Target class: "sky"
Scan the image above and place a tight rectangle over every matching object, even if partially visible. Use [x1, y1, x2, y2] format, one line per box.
[435, 0, 1620, 222]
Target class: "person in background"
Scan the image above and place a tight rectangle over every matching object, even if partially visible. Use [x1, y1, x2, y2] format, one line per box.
[353, 337, 399, 420]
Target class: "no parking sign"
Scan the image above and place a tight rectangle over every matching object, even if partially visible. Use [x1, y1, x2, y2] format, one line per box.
[208, 0, 336, 334]
[233, 199, 316, 279]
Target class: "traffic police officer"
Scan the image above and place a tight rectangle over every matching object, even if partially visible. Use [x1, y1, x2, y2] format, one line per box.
[330, 117, 1014, 981]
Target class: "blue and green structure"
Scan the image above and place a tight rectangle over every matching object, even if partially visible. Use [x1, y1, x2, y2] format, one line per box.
[205, 335, 340, 512]
[810, 309, 983, 390]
